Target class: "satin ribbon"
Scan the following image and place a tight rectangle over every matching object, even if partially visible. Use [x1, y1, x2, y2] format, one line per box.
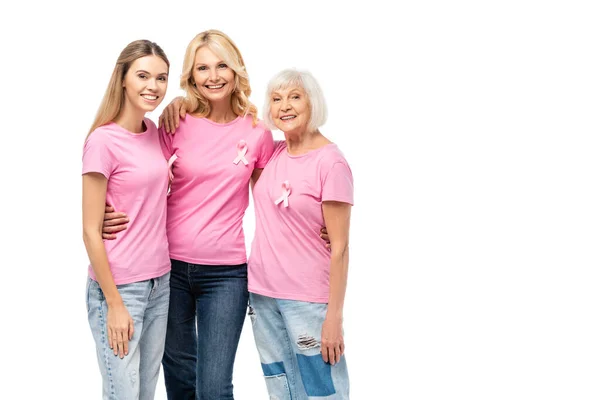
[167, 154, 178, 182]
[233, 140, 249, 165]
[274, 180, 291, 208]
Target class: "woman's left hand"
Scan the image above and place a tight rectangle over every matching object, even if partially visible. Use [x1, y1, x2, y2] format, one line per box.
[321, 316, 344, 365]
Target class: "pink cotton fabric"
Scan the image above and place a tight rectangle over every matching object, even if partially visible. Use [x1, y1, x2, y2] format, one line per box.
[82, 119, 171, 285]
[248, 141, 354, 303]
[160, 115, 274, 265]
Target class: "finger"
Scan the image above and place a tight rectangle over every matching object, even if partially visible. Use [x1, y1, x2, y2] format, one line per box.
[103, 225, 127, 234]
[179, 104, 186, 120]
[170, 106, 177, 133]
[103, 217, 129, 227]
[102, 233, 117, 240]
[164, 106, 172, 133]
[326, 243, 331, 250]
[321, 345, 328, 363]
[158, 114, 163, 128]
[111, 330, 118, 355]
[175, 102, 183, 128]
[129, 318, 135, 341]
[117, 332, 125, 358]
[123, 334, 129, 357]
[335, 344, 341, 364]
[328, 346, 336, 366]
[105, 205, 115, 213]
[104, 211, 127, 220]
[170, 108, 179, 130]
[108, 327, 114, 349]
[340, 342, 345, 356]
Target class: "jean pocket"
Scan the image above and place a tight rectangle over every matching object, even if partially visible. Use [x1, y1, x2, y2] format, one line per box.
[264, 373, 292, 400]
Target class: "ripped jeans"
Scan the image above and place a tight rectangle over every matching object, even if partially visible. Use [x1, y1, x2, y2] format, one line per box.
[248, 293, 350, 400]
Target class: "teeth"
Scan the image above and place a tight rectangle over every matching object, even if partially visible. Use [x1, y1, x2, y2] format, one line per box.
[207, 84, 224, 89]
[281, 116, 295, 120]
[142, 95, 158, 100]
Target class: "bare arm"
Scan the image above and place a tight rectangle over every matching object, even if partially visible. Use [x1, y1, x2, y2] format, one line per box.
[320, 201, 351, 365]
[82, 173, 134, 358]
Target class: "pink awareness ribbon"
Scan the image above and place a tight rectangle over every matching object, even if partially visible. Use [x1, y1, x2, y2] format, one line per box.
[274, 180, 291, 207]
[233, 140, 249, 165]
[167, 154, 178, 182]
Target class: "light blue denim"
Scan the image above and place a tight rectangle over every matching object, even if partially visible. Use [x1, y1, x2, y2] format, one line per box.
[248, 292, 350, 400]
[87, 272, 170, 400]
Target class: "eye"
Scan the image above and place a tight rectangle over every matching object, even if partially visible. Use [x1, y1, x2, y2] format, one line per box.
[197, 66, 207, 71]
[272, 97, 281, 102]
[218, 63, 228, 69]
[158, 76, 167, 82]
[138, 73, 147, 79]
[292, 95, 300, 100]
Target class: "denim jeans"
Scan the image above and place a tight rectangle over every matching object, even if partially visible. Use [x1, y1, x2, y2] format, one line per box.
[86, 272, 170, 400]
[162, 259, 248, 400]
[248, 292, 350, 400]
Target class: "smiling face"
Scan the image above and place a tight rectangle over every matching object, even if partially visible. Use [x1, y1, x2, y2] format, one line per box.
[192, 46, 235, 105]
[122, 55, 168, 113]
[270, 85, 311, 134]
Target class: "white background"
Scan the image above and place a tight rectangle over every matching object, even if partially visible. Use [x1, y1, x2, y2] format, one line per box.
[2, 0, 599, 399]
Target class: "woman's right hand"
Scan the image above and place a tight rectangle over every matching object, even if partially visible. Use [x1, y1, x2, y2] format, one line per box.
[158, 96, 187, 134]
[102, 205, 129, 240]
[107, 302, 135, 358]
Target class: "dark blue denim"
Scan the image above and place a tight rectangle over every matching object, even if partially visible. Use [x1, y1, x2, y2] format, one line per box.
[162, 259, 248, 400]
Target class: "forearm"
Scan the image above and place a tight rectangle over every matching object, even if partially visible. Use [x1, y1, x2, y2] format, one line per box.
[327, 246, 349, 319]
[83, 230, 122, 307]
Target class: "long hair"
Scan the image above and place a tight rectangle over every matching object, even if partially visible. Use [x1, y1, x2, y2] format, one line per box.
[86, 40, 170, 140]
[180, 30, 258, 125]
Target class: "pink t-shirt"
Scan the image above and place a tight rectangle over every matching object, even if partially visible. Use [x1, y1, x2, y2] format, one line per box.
[82, 119, 171, 285]
[160, 115, 274, 265]
[248, 141, 354, 303]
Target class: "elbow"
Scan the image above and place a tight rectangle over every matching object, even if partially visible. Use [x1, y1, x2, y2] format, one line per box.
[82, 226, 101, 245]
[329, 242, 349, 261]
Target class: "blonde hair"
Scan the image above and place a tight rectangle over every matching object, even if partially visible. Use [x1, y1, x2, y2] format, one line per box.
[180, 30, 258, 125]
[86, 40, 170, 140]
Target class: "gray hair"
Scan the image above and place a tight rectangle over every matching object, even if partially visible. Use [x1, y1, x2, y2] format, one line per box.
[263, 69, 327, 132]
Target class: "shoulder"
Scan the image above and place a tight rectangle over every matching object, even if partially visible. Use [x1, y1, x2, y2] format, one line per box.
[85, 124, 117, 148]
[144, 117, 158, 132]
[320, 144, 349, 165]
[239, 116, 269, 133]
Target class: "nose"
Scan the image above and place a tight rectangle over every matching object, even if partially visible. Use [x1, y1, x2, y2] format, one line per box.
[146, 78, 158, 91]
[209, 68, 220, 82]
[280, 98, 291, 111]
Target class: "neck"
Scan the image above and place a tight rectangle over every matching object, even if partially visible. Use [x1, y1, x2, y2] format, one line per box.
[285, 129, 325, 155]
[207, 99, 237, 124]
[114, 104, 146, 133]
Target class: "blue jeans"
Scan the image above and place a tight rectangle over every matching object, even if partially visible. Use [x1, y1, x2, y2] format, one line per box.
[248, 293, 350, 400]
[86, 272, 170, 400]
[162, 259, 248, 400]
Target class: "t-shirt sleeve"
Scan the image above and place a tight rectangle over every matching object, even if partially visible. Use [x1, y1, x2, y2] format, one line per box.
[158, 126, 174, 160]
[322, 161, 354, 205]
[255, 128, 275, 168]
[82, 132, 114, 178]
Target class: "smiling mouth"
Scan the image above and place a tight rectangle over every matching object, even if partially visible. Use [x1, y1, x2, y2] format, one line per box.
[205, 84, 225, 89]
[141, 94, 159, 100]
[280, 116, 296, 121]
